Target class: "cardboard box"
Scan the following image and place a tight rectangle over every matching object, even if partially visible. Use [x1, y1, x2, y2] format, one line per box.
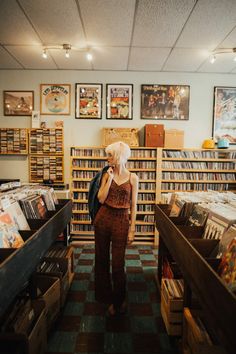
[45, 245, 75, 285]
[38, 258, 70, 307]
[145, 124, 164, 147]
[102, 127, 139, 147]
[32, 275, 60, 331]
[164, 129, 184, 149]
[160, 278, 183, 336]
[0, 300, 47, 354]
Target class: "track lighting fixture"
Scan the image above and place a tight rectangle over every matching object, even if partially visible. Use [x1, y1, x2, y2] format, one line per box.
[209, 48, 236, 64]
[41, 43, 93, 61]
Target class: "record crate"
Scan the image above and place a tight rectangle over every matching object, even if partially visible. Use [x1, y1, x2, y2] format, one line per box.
[37, 257, 70, 308]
[31, 274, 60, 332]
[160, 278, 183, 336]
[44, 244, 75, 286]
[0, 299, 47, 354]
[183, 307, 227, 354]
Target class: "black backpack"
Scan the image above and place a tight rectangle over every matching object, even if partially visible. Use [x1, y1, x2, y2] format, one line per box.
[88, 166, 109, 223]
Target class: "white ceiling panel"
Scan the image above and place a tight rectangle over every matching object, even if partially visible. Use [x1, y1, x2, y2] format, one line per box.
[49, 49, 92, 70]
[0, 0, 40, 45]
[19, 0, 86, 47]
[132, 0, 196, 47]
[92, 47, 129, 70]
[219, 27, 236, 49]
[164, 48, 210, 72]
[176, 0, 236, 49]
[0, 46, 22, 69]
[198, 52, 236, 73]
[78, 0, 136, 46]
[129, 47, 171, 71]
[6, 46, 57, 69]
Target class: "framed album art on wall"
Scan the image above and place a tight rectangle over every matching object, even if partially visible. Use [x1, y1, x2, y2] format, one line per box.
[106, 84, 133, 120]
[75, 83, 102, 119]
[40, 84, 71, 115]
[4, 91, 34, 116]
[213, 86, 236, 144]
[141, 84, 190, 120]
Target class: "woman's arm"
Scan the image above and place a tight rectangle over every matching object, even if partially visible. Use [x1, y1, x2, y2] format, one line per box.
[128, 173, 139, 244]
[97, 167, 114, 204]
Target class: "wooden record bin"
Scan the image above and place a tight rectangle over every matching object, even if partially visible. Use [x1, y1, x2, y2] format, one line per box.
[155, 204, 236, 354]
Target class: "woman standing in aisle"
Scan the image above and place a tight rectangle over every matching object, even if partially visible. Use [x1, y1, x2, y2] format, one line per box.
[94, 141, 139, 316]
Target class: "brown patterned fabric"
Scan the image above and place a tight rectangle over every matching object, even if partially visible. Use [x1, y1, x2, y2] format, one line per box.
[94, 202, 129, 307]
[105, 178, 131, 209]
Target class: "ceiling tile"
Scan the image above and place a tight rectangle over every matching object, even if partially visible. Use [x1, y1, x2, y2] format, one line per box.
[132, 0, 196, 47]
[163, 48, 209, 72]
[176, 0, 236, 49]
[79, 0, 136, 46]
[20, 0, 86, 47]
[92, 47, 129, 70]
[49, 49, 92, 70]
[0, 46, 22, 69]
[198, 52, 236, 73]
[129, 47, 171, 71]
[219, 27, 236, 49]
[6, 46, 57, 69]
[0, 0, 40, 45]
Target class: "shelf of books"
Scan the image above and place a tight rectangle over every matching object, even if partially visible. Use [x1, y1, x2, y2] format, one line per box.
[29, 128, 64, 183]
[0, 128, 28, 154]
[70, 146, 159, 244]
[159, 148, 236, 203]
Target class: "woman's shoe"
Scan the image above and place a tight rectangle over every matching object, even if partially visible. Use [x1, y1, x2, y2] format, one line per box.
[118, 301, 127, 314]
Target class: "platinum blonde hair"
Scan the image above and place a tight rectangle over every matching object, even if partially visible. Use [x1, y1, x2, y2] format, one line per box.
[105, 141, 131, 165]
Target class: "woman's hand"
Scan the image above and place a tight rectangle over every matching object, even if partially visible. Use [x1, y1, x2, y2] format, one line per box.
[107, 166, 114, 180]
[127, 230, 135, 245]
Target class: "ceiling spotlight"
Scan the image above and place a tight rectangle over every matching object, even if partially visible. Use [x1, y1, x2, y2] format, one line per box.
[65, 49, 70, 58]
[210, 55, 216, 64]
[86, 52, 93, 61]
[42, 49, 47, 59]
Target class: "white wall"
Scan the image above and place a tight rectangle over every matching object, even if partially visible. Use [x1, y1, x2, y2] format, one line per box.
[0, 69, 235, 184]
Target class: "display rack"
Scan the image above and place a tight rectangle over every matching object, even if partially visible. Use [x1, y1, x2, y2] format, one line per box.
[0, 199, 72, 319]
[0, 128, 28, 155]
[70, 146, 158, 244]
[29, 128, 64, 183]
[70, 146, 236, 245]
[155, 204, 236, 354]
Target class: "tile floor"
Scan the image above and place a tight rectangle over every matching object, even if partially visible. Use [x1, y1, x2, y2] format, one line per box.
[46, 244, 179, 354]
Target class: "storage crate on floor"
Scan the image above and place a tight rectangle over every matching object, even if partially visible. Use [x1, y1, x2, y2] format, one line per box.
[0, 300, 47, 354]
[32, 275, 60, 332]
[161, 278, 183, 336]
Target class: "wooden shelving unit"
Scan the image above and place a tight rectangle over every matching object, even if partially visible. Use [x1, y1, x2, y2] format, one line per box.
[29, 128, 64, 183]
[0, 128, 28, 155]
[155, 204, 236, 354]
[70, 146, 236, 245]
[70, 146, 158, 244]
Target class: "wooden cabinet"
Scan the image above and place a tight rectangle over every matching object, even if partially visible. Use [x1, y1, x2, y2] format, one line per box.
[70, 146, 158, 244]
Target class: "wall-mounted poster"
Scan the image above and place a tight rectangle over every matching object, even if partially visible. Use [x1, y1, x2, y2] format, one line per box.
[141, 84, 190, 120]
[40, 84, 71, 115]
[75, 83, 102, 119]
[213, 86, 236, 144]
[3, 91, 34, 116]
[106, 84, 133, 119]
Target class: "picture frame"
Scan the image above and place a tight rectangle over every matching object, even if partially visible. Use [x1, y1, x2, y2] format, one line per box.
[106, 84, 133, 120]
[141, 84, 190, 120]
[212, 86, 236, 144]
[40, 84, 71, 115]
[3, 91, 34, 116]
[75, 83, 102, 119]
